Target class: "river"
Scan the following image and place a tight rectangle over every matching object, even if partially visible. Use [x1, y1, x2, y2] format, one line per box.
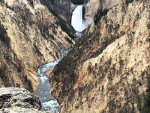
[36, 48, 71, 113]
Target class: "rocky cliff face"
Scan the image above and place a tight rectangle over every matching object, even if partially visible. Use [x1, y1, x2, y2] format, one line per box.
[0, 87, 46, 113]
[39, 0, 72, 21]
[50, 0, 150, 113]
[0, 0, 74, 92]
[40, 0, 87, 21]
[84, 0, 124, 28]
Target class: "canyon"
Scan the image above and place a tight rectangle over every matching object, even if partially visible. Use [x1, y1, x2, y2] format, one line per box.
[0, 0, 150, 113]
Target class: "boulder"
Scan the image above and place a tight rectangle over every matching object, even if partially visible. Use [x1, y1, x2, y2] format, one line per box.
[0, 88, 45, 113]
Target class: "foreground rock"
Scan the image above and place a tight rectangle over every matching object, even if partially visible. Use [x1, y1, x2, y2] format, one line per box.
[0, 107, 45, 113]
[50, 0, 150, 113]
[0, 87, 46, 113]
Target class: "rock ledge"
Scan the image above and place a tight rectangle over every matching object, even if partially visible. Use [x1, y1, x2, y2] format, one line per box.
[0, 87, 45, 113]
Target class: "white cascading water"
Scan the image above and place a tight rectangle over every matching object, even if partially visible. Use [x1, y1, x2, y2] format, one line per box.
[71, 5, 92, 36]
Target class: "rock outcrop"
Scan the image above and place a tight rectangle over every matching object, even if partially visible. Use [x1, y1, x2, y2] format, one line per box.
[50, 0, 150, 113]
[84, 0, 124, 28]
[39, 0, 72, 21]
[0, 87, 45, 113]
[40, 0, 87, 21]
[0, 0, 74, 92]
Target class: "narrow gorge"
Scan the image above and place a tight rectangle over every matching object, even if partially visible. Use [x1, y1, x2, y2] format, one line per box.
[0, 0, 150, 113]
[35, 3, 89, 112]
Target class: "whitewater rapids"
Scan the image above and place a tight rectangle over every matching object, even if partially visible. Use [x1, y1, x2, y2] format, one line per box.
[36, 48, 72, 113]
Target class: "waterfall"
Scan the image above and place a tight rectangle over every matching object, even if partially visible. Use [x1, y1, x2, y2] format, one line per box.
[71, 5, 92, 36]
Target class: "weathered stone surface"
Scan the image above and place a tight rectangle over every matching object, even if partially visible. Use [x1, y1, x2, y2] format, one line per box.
[0, 107, 45, 113]
[0, 88, 41, 109]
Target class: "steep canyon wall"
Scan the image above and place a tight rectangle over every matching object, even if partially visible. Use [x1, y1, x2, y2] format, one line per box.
[0, 0, 74, 92]
[50, 0, 150, 113]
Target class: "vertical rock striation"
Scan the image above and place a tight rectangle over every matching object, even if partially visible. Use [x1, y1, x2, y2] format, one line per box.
[0, 0, 74, 92]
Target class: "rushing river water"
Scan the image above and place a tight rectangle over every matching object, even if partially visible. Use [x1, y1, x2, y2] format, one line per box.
[36, 48, 72, 113]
